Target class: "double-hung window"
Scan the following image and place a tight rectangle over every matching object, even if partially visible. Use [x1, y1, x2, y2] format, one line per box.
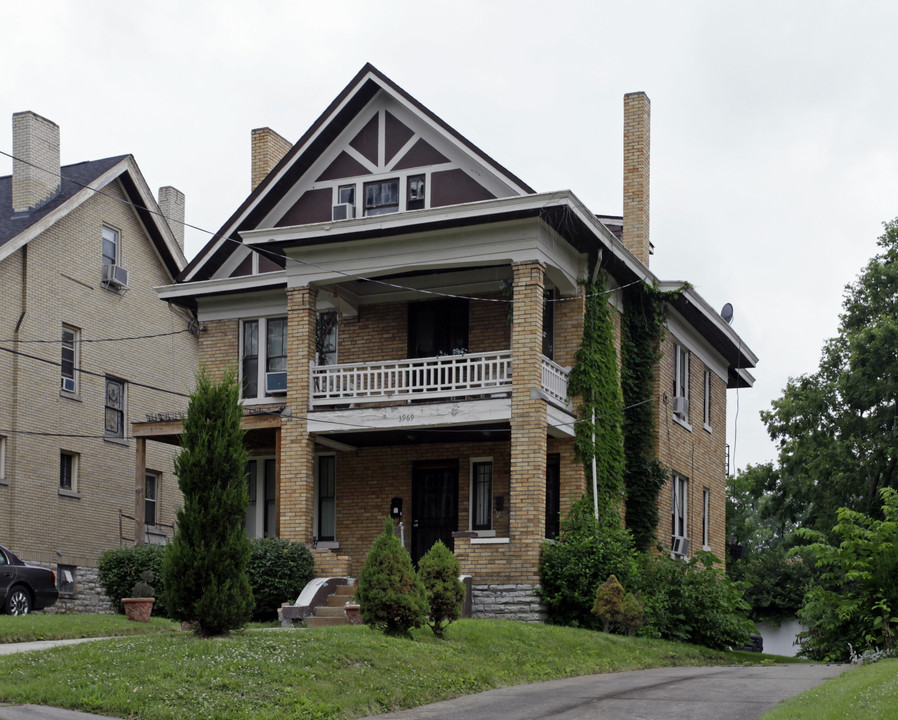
[0, 435, 7, 483]
[61, 325, 79, 394]
[471, 459, 493, 532]
[316, 455, 336, 542]
[145, 472, 159, 526]
[702, 488, 711, 550]
[407, 175, 425, 210]
[703, 368, 712, 431]
[672, 343, 690, 423]
[60, 451, 79, 493]
[104, 378, 125, 439]
[241, 317, 287, 399]
[101, 226, 120, 266]
[671, 473, 688, 555]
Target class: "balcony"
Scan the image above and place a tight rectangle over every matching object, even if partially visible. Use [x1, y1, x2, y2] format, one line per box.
[309, 350, 569, 409]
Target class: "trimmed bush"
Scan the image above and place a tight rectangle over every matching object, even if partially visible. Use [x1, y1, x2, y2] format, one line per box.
[592, 575, 625, 633]
[418, 540, 464, 638]
[247, 537, 315, 621]
[539, 496, 641, 629]
[97, 544, 167, 615]
[356, 518, 428, 635]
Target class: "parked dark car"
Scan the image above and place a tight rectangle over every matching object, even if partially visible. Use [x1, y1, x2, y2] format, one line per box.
[0, 544, 58, 614]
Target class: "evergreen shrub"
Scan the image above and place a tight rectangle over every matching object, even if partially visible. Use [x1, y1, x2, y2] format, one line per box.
[161, 370, 254, 635]
[418, 540, 464, 637]
[356, 518, 428, 635]
[247, 537, 315, 621]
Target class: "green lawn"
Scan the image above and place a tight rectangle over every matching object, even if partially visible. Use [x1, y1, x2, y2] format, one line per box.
[0, 613, 179, 642]
[759, 658, 898, 720]
[0, 619, 765, 720]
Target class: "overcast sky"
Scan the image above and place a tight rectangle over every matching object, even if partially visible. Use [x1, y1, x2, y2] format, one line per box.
[4, 1, 897, 474]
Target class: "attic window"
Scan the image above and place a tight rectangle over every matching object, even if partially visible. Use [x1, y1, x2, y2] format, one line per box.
[364, 179, 399, 216]
[408, 175, 425, 210]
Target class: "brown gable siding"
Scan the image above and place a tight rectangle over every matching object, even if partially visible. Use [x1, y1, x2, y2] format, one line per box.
[384, 110, 414, 164]
[276, 188, 332, 227]
[431, 169, 495, 207]
[393, 138, 449, 171]
[317, 152, 371, 182]
[349, 114, 379, 165]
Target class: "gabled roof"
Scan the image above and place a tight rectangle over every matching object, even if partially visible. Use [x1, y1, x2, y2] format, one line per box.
[0, 155, 187, 278]
[180, 63, 536, 283]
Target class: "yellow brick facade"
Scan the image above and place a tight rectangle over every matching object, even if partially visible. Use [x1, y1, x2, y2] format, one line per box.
[0, 178, 197, 608]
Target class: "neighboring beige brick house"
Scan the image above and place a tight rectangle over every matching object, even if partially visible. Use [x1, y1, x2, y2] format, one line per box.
[0, 112, 198, 612]
[139, 65, 756, 619]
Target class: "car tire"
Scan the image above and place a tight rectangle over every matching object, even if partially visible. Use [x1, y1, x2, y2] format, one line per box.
[5, 586, 32, 615]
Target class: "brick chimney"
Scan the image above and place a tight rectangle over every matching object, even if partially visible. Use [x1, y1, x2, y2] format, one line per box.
[622, 92, 651, 267]
[158, 186, 186, 252]
[251, 127, 291, 191]
[12, 111, 61, 215]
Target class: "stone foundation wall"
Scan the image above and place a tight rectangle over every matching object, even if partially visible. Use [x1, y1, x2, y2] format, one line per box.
[33, 564, 114, 614]
[471, 584, 546, 622]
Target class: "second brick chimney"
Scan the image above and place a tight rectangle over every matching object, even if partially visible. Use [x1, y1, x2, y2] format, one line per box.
[622, 92, 651, 267]
[251, 127, 291, 191]
[12, 111, 61, 215]
[158, 186, 186, 252]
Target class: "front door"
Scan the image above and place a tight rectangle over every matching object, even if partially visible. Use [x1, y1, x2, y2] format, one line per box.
[412, 461, 458, 564]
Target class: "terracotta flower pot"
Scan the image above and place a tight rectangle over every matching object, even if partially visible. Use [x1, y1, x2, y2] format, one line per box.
[344, 603, 362, 625]
[122, 597, 155, 623]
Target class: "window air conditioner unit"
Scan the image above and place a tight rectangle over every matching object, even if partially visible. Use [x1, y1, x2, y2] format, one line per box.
[61, 377, 76, 393]
[332, 203, 355, 221]
[265, 371, 288, 395]
[102, 263, 129, 289]
[672, 396, 689, 418]
[671, 536, 690, 557]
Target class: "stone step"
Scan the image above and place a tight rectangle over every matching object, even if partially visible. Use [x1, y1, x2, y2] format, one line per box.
[334, 584, 356, 596]
[305, 615, 348, 628]
[315, 606, 347, 618]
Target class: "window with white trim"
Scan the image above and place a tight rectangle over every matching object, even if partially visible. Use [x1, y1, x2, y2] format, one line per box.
[672, 343, 690, 423]
[703, 368, 712, 430]
[245, 458, 276, 538]
[407, 175, 425, 211]
[240, 317, 287, 400]
[0, 435, 7, 483]
[101, 225, 120, 266]
[470, 459, 493, 532]
[671, 473, 688, 555]
[61, 324, 79, 395]
[316, 454, 336, 543]
[702, 488, 711, 550]
[364, 178, 400, 216]
[104, 377, 125, 439]
[145, 472, 159, 527]
[60, 451, 79, 494]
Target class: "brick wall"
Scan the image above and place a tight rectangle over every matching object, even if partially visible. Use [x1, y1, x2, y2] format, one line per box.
[654, 334, 728, 562]
[0, 178, 197, 600]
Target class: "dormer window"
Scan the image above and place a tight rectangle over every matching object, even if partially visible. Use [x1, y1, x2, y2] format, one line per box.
[364, 179, 399, 216]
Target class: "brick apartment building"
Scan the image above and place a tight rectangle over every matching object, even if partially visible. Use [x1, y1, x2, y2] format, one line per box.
[136, 65, 756, 619]
[0, 112, 198, 611]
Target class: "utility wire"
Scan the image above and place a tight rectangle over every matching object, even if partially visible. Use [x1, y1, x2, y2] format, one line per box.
[1, 148, 639, 305]
[0, 329, 191, 345]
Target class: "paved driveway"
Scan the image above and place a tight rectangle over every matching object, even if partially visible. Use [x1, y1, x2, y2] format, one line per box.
[358, 664, 849, 720]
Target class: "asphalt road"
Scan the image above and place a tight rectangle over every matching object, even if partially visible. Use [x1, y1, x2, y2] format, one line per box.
[357, 664, 850, 720]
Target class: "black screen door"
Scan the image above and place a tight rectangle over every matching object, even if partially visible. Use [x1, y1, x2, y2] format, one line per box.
[412, 461, 458, 564]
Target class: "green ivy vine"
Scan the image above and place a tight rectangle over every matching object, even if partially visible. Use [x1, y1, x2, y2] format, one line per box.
[620, 281, 686, 551]
[568, 270, 626, 513]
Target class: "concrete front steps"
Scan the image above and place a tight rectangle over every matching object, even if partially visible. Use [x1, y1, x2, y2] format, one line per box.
[305, 585, 357, 627]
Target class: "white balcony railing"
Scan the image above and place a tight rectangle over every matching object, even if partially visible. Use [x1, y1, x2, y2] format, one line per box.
[541, 356, 570, 406]
[309, 350, 569, 409]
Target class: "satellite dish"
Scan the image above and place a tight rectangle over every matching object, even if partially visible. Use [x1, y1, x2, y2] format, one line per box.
[720, 302, 734, 325]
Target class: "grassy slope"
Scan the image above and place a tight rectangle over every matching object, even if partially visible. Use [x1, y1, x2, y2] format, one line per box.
[0, 614, 179, 642]
[0, 620, 761, 720]
[760, 659, 898, 720]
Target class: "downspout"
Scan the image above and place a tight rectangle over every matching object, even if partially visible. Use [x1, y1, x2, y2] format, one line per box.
[8, 244, 28, 547]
